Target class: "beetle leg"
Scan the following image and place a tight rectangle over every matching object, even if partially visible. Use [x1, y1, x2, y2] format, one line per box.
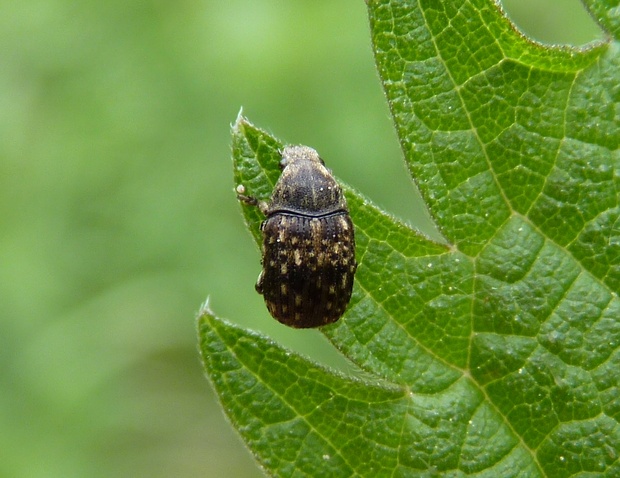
[237, 191, 270, 216]
[255, 270, 264, 294]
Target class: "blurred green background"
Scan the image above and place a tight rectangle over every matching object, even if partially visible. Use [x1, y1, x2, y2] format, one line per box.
[0, 1, 601, 477]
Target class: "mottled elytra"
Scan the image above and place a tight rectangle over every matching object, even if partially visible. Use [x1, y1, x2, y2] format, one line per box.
[238, 145, 357, 328]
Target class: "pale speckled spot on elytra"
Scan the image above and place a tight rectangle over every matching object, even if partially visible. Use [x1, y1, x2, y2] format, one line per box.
[293, 249, 302, 266]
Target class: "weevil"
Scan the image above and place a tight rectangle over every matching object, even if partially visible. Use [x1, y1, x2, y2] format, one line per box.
[238, 145, 356, 328]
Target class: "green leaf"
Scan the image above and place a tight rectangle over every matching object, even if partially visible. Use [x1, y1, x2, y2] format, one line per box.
[582, 0, 620, 38]
[200, 1, 620, 476]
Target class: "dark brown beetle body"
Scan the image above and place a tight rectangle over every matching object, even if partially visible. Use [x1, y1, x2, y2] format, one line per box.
[240, 145, 356, 328]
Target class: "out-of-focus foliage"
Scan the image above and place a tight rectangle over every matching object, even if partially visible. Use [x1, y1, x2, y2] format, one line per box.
[0, 1, 601, 477]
